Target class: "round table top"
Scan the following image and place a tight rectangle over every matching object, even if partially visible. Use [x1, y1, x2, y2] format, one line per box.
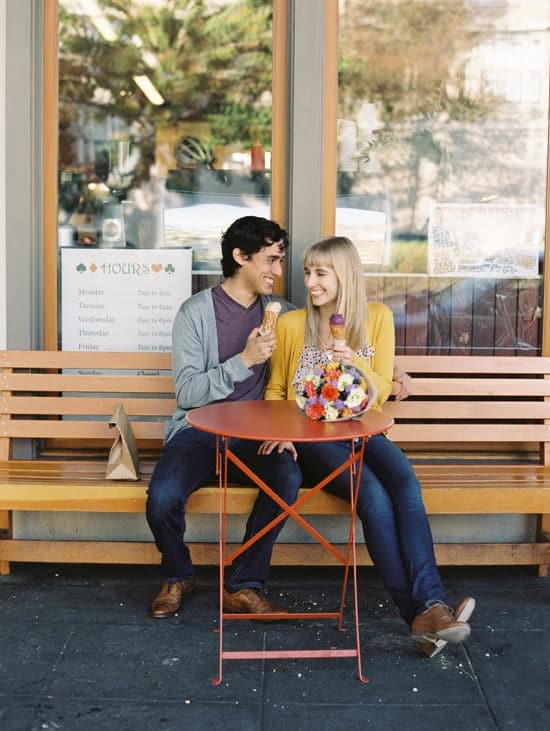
[187, 399, 394, 442]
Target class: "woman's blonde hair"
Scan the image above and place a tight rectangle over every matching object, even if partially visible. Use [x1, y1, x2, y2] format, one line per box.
[303, 236, 367, 351]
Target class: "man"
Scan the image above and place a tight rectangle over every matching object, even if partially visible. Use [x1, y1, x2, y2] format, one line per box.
[146, 216, 301, 618]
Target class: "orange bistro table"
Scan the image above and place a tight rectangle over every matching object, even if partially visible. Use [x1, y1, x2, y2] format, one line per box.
[186, 399, 394, 684]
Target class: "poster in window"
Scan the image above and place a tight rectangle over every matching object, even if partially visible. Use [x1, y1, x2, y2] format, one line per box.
[428, 204, 543, 278]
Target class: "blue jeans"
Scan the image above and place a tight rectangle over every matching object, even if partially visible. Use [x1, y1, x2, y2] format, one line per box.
[296, 433, 447, 625]
[146, 426, 302, 590]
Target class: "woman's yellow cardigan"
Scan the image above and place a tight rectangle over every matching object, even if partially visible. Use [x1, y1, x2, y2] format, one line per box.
[264, 302, 395, 411]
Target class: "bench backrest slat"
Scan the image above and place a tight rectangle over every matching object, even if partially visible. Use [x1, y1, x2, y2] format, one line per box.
[2, 373, 174, 393]
[397, 355, 550, 374]
[1, 420, 165, 440]
[408, 378, 550, 397]
[1, 395, 175, 417]
[0, 351, 172, 370]
[390, 423, 550, 443]
[384, 401, 550, 420]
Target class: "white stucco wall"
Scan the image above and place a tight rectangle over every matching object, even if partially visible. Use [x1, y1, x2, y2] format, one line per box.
[0, 1, 6, 349]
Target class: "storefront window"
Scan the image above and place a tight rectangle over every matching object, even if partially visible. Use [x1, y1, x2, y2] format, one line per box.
[337, 0, 550, 354]
[57, 0, 274, 339]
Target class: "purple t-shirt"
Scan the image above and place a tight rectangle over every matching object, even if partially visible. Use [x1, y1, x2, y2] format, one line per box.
[211, 284, 267, 402]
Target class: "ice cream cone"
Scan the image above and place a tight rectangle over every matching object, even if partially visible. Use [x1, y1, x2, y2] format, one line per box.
[260, 301, 281, 335]
[329, 313, 346, 347]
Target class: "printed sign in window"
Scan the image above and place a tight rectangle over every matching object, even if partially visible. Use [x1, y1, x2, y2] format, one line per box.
[428, 204, 543, 278]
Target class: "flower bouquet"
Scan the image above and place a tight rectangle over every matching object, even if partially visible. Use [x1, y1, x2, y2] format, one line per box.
[295, 361, 376, 421]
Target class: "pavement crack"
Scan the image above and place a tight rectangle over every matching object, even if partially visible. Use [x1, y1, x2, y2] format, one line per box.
[38, 625, 77, 698]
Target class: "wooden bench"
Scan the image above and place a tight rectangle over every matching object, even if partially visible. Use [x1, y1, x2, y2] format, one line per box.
[1, 350, 550, 576]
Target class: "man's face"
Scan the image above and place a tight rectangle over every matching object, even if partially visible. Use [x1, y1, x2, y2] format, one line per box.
[236, 240, 286, 295]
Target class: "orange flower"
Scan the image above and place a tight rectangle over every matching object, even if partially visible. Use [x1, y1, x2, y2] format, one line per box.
[320, 383, 339, 402]
[305, 401, 325, 420]
[324, 370, 339, 382]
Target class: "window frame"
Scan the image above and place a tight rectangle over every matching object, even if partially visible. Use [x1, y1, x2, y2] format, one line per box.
[43, 0, 550, 355]
[42, 0, 289, 348]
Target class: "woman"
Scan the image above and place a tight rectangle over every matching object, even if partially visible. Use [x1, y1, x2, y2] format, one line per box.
[263, 236, 475, 657]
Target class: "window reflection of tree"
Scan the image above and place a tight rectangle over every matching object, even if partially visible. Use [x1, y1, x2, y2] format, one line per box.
[57, 1, 274, 234]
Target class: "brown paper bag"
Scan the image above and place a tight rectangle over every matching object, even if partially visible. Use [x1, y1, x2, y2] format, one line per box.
[105, 403, 140, 480]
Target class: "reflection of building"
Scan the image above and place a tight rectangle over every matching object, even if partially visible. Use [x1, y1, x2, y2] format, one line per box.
[164, 203, 270, 272]
[464, 2, 549, 107]
[335, 207, 388, 268]
[337, 0, 550, 243]
[164, 202, 390, 273]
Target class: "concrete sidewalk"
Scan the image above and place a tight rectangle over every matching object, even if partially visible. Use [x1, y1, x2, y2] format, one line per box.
[1, 563, 549, 730]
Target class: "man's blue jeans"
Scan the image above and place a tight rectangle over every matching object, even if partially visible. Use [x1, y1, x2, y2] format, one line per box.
[296, 433, 448, 625]
[146, 426, 302, 590]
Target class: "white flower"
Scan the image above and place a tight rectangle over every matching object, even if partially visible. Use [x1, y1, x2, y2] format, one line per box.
[323, 404, 339, 421]
[345, 386, 367, 408]
[305, 373, 320, 388]
[337, 372, 354, 390]
[295, 395, 306, 410]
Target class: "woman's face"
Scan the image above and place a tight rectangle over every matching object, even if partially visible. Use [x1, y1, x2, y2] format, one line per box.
[304, 263, 339, 309]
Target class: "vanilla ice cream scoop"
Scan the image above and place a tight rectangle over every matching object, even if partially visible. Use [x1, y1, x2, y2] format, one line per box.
[259, 301, 281, 335]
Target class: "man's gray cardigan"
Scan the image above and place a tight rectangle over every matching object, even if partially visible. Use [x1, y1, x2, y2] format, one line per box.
[164, 288, 294, 443]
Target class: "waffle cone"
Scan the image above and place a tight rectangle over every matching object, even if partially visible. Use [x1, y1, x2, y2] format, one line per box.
[260, 302, 281, 335]
[330, 324, 346, 342]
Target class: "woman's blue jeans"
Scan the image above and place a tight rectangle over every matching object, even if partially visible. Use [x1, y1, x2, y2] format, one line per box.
[296, 433, 448, 625]
[146, 426, 302, 590]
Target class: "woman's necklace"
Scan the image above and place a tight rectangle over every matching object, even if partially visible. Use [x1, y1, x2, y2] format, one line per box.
[319, 324, 334, 351]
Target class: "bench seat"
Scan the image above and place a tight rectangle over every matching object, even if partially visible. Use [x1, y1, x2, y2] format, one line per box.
[2, 466, 550, 513]
[1, 350, 550, 575]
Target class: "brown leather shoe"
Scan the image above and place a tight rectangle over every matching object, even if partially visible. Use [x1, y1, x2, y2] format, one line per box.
[412, 601, 471, 645]
[418, 597, 476, 657]
[223, 587, 288, 616]
[150, 578, 196, 618]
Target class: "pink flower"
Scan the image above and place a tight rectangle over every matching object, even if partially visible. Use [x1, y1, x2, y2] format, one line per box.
[304, 380, 318, 398]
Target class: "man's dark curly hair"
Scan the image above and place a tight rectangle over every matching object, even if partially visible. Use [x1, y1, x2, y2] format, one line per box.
[220, 216, 289, 278]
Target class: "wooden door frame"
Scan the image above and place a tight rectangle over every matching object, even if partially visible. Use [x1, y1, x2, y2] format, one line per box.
[43, 0, 58, 349]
